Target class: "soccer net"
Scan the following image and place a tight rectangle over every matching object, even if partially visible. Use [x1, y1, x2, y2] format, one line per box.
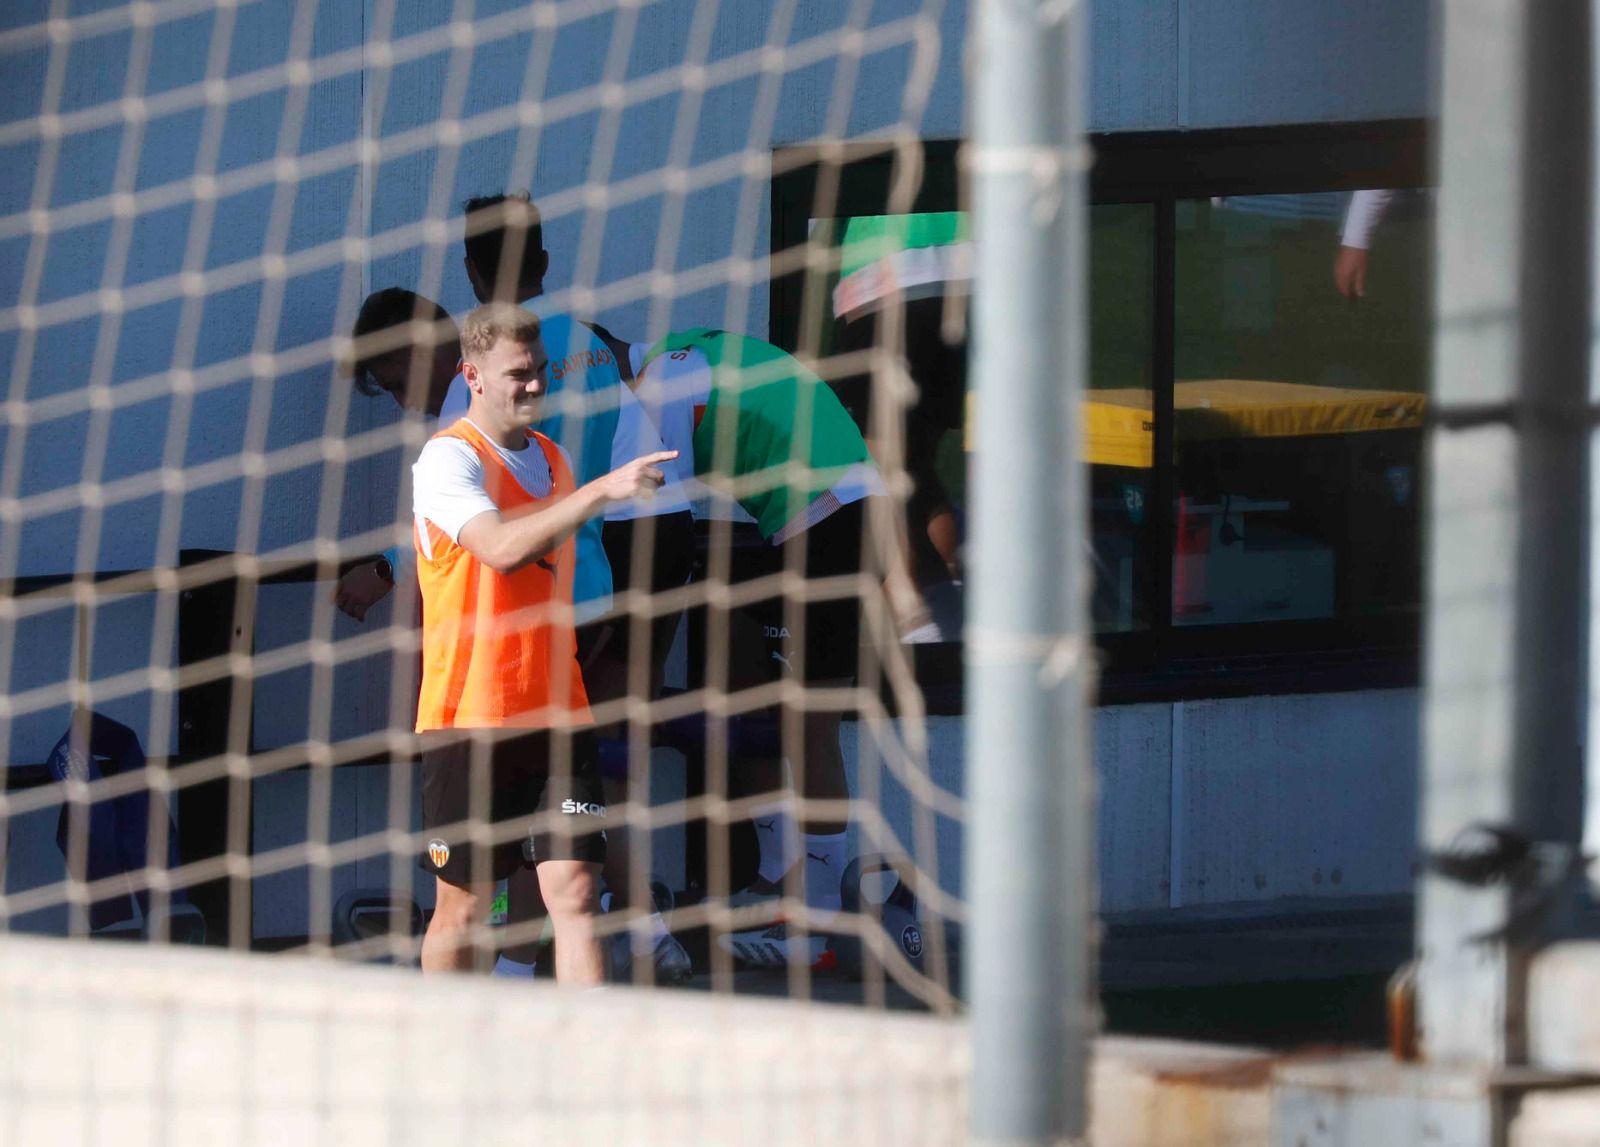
[0, 0, 970, 1132]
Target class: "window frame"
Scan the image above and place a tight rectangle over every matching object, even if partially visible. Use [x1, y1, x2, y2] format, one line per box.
[770, 120, 1432, 710]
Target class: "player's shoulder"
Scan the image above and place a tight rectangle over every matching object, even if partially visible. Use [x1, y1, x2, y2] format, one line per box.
[426, 416, 476, 446]
[535, 309, 626, 380]
[415, 431, 481, 476]
[576, 318, 639, 382]
[531, 308, 598, 352]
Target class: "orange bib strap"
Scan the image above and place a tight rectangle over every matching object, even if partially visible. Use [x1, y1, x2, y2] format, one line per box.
[413, 423, 591, 731]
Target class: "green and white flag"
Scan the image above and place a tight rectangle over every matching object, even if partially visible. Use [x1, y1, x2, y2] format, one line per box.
[832, 212, 972, 321]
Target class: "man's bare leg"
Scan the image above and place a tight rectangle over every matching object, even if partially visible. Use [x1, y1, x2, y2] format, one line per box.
[536, 859, 605, 986]
[422, 879, 492, 972]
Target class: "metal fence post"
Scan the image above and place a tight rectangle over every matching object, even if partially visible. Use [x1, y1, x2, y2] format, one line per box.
[1420, 0, 1590, 1067]
[967, 0, 1093, 1142]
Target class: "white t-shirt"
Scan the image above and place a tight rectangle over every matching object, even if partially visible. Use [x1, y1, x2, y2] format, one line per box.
[606, 379, 691, 521]
[411, 418, 562, 560]
[626, 341, 706, 499]
[631, 344, 884, 536]
[384, 373, 472, 580]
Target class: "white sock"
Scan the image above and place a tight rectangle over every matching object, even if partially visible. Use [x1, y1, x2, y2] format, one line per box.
[492, 954, 536, 978]
[802, 831, 848, 924]
[752, 801, 800, 884]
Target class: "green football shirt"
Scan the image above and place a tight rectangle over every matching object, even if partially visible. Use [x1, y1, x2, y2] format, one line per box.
[639, 329, 875, 538]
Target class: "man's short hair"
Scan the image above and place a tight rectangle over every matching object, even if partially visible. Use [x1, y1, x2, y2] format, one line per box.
[461, 302, 541, 363]
[463, 193, 544, 297]
[345, 288, 458, 395]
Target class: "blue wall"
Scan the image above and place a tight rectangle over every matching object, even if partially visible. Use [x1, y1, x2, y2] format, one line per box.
[0, 0, 1429, 765]
[1, 2, 1431, 946]
[0, 0, 1432, 572]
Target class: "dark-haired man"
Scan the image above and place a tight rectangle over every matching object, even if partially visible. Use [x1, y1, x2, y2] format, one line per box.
[335, 288, 471, 622]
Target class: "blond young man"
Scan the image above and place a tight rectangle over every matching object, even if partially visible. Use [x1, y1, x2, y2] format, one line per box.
[411, 302, 674, 980]
[463, 192, 696, 983]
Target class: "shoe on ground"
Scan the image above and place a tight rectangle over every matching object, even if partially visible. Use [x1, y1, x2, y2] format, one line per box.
[607, 881, 696, 985]
[717, 919, 835, 972]
[648, 931, 695, 984]
[724, 875, 784, 915]
[609, 929, 695, 985]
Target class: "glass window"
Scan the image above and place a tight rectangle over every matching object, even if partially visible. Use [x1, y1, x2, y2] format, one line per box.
[1085, 203, 1155, 633]
[773, 128, 1432, 703]
[817, 204, 1156, 638]
[1170, 190, 1429, 627]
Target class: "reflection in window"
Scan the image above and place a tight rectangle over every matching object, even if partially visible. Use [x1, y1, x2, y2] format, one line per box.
[822, 205, 1156, 638]
[1171, 191, 1429, 626]
[1085, 203, 1155, 633]
[828, 214, 971, 643]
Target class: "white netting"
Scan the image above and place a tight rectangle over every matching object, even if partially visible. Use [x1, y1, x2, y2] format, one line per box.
[0, 0, 972, 1124]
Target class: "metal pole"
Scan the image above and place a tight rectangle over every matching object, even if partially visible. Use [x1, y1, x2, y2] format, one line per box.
[1515, 3, 1590, 859]
[967, 0, 1092, 1142]
[1585, 0, 1600, 909]
[1420, 0, 1590, 1067]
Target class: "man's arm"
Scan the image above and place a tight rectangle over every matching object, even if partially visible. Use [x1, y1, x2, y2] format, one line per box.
[458, 484, 607, 574]
[457, 450, 678, 573]
[1334, 189, 1397, 300]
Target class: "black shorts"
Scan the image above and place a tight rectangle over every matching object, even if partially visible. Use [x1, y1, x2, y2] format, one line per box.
[726, 500, 869, 685]
[418, 727, 607, 887]
[575, 510, 696, 692]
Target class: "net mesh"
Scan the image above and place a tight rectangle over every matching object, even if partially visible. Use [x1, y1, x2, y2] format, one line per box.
[0, 0, 969, 1124]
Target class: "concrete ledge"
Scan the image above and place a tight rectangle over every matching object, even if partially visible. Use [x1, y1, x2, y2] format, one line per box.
[1512, 1088, 1600, 1146]
[1272, 1056, 1495, 1146]
[0, 934, 1289, 1147]
[1091, 1036, 1272, 1147]
[0, 934, 967, 1147]
[1530, 942, 1600, 1073]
